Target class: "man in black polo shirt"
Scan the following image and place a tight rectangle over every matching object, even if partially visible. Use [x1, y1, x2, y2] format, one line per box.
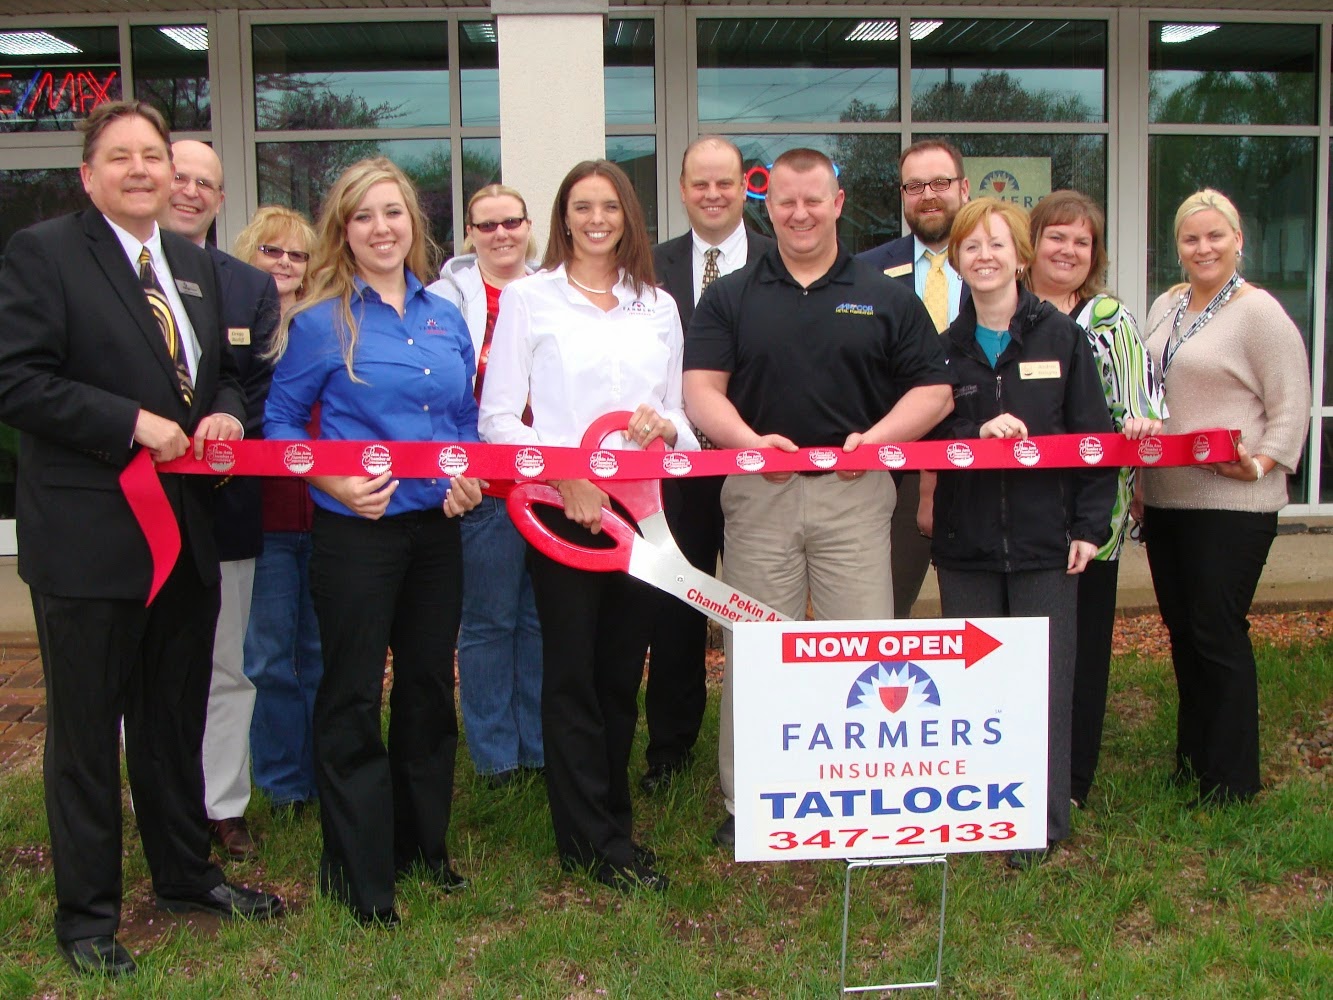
[683, 147, 954, 848]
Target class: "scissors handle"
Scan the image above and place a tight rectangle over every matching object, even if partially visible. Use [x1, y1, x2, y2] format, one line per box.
[507, 481, 637, 573]
[581, 410, 667, 455]
[581, 410, 669, 523]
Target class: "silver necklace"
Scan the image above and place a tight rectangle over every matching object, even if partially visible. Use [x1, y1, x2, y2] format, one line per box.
[1162, 272, 1244, 372]
[568, 273, 612, 295]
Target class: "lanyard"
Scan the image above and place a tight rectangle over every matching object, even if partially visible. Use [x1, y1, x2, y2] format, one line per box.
[1162, 272, 1244, 373]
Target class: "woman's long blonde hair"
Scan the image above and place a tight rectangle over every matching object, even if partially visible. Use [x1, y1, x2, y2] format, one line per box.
[236, 206, 316, 360]
[283, 157, 440, 381]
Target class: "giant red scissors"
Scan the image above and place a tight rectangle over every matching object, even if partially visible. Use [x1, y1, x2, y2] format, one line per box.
[507, 412, 789, 628]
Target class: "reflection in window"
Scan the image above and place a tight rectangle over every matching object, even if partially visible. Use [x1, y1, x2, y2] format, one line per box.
[723, 133, 900, 255]
[916, 133, 1106, 215]
[1326, 141, 1333, 406]
[252, 22, 449, 131]
[606, 136, 657, 244]
[911, 19, 1106, 124]
[257, 139, 452, 253]
[1318, 419, 1333, 504]
[459, 21, 498, 128]
[606, 20, 654, 126]
[0, 27, 120, 133]
[462, 138, 502, 209]
[1148, 136, 1315, 348]
[1149, 23, 1317, 126]
[698, 18, 899, 126]
[0, 167, 85, 260]
[133, 25, 210, 132]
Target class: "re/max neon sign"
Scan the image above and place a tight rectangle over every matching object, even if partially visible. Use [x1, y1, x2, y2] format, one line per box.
[744, 161, 842, 200]
[0, 68, 118, 121]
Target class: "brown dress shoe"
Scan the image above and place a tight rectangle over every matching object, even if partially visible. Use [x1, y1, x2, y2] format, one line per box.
[209, 817, 258, 860]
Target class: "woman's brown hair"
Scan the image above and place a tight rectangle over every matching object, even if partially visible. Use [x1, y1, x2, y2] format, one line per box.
[542, 160, 655, 296]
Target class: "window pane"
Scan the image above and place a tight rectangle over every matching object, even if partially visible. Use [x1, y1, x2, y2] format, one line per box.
[0, 27, 120, 133]
[606, 19, 654, 125]
[1326, 140, 1333, 405]
[1149, 23, 1317, 126]
[256, 139, 452, 253]
[459, 20, 498, 128]
[915, 133, 1106, 213]
[911, 19, 1106, 124]
[722, 133, 901, 256]
[0, 165, 85, 267]
[132, 25, 210, 132]
[1147, 136, 1315, 350]
[252, 23, 449, 131]
[606, 136, 657, 245]
[1317, 419, 1333, 505]
[698, 18, 899, 126]
[461, 137, 502, 205]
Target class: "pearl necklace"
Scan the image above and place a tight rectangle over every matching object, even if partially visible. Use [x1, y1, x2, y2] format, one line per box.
[568, 273, 612, 295]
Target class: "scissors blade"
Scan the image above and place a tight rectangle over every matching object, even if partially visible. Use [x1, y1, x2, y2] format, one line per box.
[625, 541, 790, 628]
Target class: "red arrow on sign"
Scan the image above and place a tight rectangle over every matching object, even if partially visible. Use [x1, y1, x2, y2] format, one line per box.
[781, 621, 1002, 668]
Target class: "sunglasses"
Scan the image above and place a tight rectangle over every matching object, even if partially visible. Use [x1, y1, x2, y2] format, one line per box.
[257, 244, 311, 263]
[468, 217, 527, 234]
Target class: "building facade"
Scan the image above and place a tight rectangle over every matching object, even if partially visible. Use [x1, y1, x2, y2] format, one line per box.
[2, 1, 1330, 551]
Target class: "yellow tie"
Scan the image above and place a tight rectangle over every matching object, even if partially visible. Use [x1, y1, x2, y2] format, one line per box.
[138, 247, 194, 405]
[923, 250, 949, 334]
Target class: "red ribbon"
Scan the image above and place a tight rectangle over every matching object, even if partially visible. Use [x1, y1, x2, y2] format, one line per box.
[129, 429, 1237, 605]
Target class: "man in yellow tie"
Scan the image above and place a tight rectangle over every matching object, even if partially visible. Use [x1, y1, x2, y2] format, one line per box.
[856, 139, 970, 618]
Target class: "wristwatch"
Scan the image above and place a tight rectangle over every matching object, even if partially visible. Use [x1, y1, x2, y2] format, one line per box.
[1251, 457, 1266, 482]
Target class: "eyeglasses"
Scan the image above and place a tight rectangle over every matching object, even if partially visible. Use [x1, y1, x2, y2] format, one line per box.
[468, 217, 527, 233]
[257, 244, 311, 263]
[901, 177, 959, 197]
[173, 172, 220, 195]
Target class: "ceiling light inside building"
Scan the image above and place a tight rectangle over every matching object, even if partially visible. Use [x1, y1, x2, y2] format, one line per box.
[1160, 24, 1219, 44]
[845, 21, 898, 43]
[462, 22, 498, 45]
[909, 20, 943, 41]
[159, 26, 209, 52]
[0, 31, 83, 56]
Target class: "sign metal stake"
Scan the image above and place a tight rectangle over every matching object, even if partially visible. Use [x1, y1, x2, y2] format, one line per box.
[840, 854, 948, 994]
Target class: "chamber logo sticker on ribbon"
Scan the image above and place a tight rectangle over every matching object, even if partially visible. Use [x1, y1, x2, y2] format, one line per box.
[205, 442, 236, 473]
[590, 450, 619, 478]
[878, 445, 907, 470]
[1013, 440, 1041, 467]
[1192, 435, 1211, 462]
[663, 452, 692, 477]
[737, 449, 766, 472]
[515, 447, 545, 478]
[283, 443, 315, 475]
[362, 445, 392, 476]
[809, 448, 839, 470]
[438, 445, 469, 476]
[946, 443, 975, 468]
[1138, 438, 1164, 465]
[1079, 436, 1105, 464]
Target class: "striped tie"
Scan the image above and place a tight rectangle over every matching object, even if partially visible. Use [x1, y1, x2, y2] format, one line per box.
[138, 247, 194, 405]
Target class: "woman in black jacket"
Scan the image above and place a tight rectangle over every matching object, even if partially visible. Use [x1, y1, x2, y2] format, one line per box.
[917, 198, 1116, 868]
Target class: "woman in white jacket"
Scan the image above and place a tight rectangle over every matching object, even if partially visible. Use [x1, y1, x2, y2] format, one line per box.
[428, 184, 543, 788]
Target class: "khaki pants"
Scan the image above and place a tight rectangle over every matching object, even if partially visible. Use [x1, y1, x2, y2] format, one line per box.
[717, 472, 896, 812]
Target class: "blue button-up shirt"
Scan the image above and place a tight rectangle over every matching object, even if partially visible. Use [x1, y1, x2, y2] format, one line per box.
[265, 270, 479, 518]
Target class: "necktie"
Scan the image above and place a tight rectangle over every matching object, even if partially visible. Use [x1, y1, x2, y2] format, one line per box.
[923, 249, 949, 334]
[694, 247, 723, 450]
[138, 247, 193, 405]
[701, 247, 721, 295]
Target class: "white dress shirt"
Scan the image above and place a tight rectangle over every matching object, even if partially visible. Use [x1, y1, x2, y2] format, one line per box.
[105, 217, 201, 378]
[478, 265, 698, 452]
[690, 223, 749, 305]
[911, 235, 964, 326]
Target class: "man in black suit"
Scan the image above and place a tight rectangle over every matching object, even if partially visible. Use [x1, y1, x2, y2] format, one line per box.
[0, 101, 283, 979]
[641, 136, 774, 795]
[162, 139, 279, 862]
[856, 139, 971, 618]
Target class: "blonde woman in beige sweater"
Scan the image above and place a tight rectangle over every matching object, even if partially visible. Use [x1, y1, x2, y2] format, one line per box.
[1136, 188, 1310, 806]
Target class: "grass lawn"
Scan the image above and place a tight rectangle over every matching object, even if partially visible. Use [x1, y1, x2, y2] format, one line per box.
[1, 636, 1329, 998]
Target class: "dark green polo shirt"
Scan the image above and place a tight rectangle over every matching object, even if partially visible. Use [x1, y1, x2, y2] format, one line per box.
[684, 245, 952, 448]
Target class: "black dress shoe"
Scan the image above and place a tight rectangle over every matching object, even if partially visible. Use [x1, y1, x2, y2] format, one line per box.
[712, 815, 736, 847]
[351, 907, 401, 928]
[640, 755, 690, 794]
[156, 880, 286, 920]
[1006, 847, 1051, 870]
[633, 843, 658, 869]
[593, 860, 669, 894]
[484, 769, 520, 790]
[55, 935, 136, 978]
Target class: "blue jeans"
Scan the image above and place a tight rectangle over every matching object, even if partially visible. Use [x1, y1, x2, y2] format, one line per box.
[243, 531, 323, 806]
[459, 495, 544, 775]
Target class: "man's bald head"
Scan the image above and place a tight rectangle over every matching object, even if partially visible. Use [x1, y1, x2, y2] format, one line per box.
[162, 140, 224, 245]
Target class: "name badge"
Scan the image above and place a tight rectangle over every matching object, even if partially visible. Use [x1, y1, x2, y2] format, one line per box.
[1019, 361, 1061, 380]
[884, 263, 912, 279]
[228, 327, 251, 346]
[175, 278, 203, 298]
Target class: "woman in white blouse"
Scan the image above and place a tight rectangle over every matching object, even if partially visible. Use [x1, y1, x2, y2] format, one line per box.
[479, 160, 696, 893]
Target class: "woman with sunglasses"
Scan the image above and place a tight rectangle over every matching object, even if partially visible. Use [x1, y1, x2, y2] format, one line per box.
[479, 160, 696, 893]
[233, 206, 324, 819]
[265, 158, 485, 925]
[428, 185, 544, 790]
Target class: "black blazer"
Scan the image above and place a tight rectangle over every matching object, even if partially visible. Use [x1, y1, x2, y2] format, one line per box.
[652, 225, 774, 330]
[0, 209, 246, 599]
[207, 244, 279, 561]
[856, 234, 973, 309]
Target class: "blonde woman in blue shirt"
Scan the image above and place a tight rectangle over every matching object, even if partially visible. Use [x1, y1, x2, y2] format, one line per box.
[266, 157, 484, 927]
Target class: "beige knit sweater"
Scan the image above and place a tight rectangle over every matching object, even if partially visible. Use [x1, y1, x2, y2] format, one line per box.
[1142, 286, 1310, 513]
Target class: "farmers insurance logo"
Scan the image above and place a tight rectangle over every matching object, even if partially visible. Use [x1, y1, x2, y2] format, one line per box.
[978, 169, 1020, 197]
[846, 661, 942, 714]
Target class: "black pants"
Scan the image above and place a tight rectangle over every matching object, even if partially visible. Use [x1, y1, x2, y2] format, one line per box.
[938, 566, 1077, 844]
[33, 557, 224, 942]
[644, 475, 723, 767]
[1143, 506, 1275, 801]
[1070, 557, 1120, 804]
[528, 537, 655, 869]
[309, 507, 462, 915]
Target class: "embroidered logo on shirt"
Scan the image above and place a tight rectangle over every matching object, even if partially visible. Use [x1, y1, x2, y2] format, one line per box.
[623, 300, 652, 316]
[953, 384, 978, 398]
[424, 318, 447, 334]
[834, 303, 875, 316]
